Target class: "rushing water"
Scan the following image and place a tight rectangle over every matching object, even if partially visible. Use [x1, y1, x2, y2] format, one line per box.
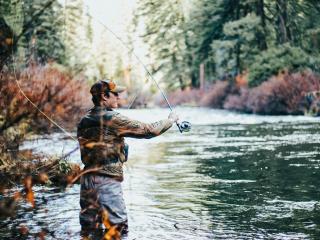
[1, 107, 320, 239]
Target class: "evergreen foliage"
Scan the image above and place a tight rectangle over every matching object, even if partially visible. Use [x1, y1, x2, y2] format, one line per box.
[135, 0, 320, 88]
[0, 0, 65, 67]
[0, 0, 95, 75]
[249, 45, 320, 86]
[135, 0, 192, 89]
[21, 0, 65, 64]
[63, 0, 88, 73]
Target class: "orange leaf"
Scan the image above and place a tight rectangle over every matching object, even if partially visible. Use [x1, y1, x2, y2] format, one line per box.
[24, 176, 35, 207]
[13, 192, 21, 201]
[26, 191, 35, 208]
[102, 209, 111, 229]
[104, 226, 120, 240]
[37, 230, 46, 240]
[23, 176, 33, 191]
[38, 173, 49, 184]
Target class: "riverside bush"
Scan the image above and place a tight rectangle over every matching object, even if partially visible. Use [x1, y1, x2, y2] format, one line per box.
[161, 80, 237, 108]
[0, 64, 90, 153]
[199, 81, 234, 108]
[224, 71, 320, 115]
[156, 87, 203, 107]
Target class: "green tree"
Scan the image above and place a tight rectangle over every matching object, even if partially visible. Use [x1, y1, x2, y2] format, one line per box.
[0, 0, 21, 67]
[20, 0, 65, 65]
[63, 0, 85, 72]
[212, 14, 262, 78]
[0, 0, 60, 68]
[63, 0, 97, 77]
[188, 0, 241, 82]
[135, 0, 320, 89]
[135, 0, 193, 89]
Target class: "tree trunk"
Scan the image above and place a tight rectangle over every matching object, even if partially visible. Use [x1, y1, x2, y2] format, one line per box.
[256, 0, 268, 50]
[179, 76, 185, 90]
[235, 0, 241, 75]
[191, 71, 198, 88]
[276, 0, 291, 44]
[199, 63, 205, 90]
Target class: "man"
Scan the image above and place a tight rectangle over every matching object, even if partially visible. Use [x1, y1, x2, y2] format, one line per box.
[77, 79, 178, 236]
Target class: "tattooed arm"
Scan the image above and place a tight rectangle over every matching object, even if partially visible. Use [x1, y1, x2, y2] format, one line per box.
[109, 112, 177, 138]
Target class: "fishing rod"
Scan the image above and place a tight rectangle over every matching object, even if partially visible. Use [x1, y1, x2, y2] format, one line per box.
[95, 20, 191, 133]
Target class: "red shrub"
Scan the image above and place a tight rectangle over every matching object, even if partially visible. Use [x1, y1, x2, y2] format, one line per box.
[156, 87, 203, 107]
[224, 71, 320, 115]
[0, 64, 91, 134]
[250, 75, 287, 114]
[223, 87, 250, 112]
[158, 81, 237, 108]
[199, 81, 233, 108]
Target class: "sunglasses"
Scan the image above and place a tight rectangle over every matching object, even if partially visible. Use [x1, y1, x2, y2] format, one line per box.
[111, 92, 119, 97]
[104, 90, 119, 97]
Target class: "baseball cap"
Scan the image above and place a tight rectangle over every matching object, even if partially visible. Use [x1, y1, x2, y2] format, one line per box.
[90, 79, 126, 96]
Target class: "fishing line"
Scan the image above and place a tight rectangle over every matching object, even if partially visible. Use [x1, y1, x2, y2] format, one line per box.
[94, 18, 191, 133]
[96, 19, 173, 110]
[10, 2, 79, 173]
[10, 7, 77, 143]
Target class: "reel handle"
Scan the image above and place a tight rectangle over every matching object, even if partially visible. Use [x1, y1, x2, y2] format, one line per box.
[176, 121, 192, 133]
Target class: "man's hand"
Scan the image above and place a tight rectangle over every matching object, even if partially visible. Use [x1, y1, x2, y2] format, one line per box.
[168, 111, 179, 123]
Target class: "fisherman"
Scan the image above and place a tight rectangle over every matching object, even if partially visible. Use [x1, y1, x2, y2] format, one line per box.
[77, 79, 178, 236]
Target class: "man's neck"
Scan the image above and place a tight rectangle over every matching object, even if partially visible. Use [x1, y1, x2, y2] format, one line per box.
[94, 105, 113, 111]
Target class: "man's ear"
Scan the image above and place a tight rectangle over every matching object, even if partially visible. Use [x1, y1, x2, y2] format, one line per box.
[101, 93, 108, 101]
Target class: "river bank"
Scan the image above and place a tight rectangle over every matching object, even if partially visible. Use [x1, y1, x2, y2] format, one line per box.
[0, 133, 81, 204]
[0, 151, 80, 188]
[158, 71, 320, 116]
[0, 64, 89, 191]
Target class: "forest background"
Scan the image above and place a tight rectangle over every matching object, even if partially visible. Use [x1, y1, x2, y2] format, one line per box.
[1, 0, 320, 170]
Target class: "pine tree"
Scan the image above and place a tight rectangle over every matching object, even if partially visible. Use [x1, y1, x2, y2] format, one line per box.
[136, 0, 192, 89]
[136, 0, 320, 89]
[21, 0, 65, 64]
[0, 0, 23, 67]
[63, 0, 85, 72]
[63, 0, 97, 77]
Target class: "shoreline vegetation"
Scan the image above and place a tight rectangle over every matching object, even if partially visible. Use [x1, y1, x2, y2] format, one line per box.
[159, 70, 320, 116]
[0, 65, 83, 219]
[0, 65, 87, 192]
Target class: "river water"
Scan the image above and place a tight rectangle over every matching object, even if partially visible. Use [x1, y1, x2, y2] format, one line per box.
[1, 107, 320, 239]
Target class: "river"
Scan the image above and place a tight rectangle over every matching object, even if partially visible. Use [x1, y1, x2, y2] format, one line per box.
[1, 107, 320, 239]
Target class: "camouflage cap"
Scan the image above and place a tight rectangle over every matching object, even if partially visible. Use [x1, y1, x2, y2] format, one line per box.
[90, 79, 126, 96]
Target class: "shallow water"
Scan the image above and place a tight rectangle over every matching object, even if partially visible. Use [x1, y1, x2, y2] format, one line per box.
[1, 107, 320, 239]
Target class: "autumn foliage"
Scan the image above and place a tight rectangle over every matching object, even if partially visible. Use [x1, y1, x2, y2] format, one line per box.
[163, 71, 320, 116]
[199, 81, 236, 108]
[224, 71, 320, 115]
[0, 64, 90, 135]
[156, 87, 203, 107]
[0, 64, 91, 172]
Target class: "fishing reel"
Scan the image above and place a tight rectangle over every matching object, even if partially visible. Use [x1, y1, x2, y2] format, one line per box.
[177, 121, 192, 133]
